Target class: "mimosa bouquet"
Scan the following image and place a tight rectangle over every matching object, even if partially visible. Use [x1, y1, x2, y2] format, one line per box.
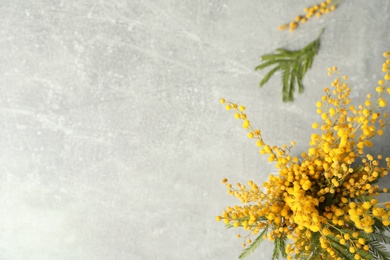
[217, 52, 390, 260]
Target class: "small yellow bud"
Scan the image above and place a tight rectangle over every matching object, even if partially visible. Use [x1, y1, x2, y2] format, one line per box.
[362, 201, 371, 209]
[278, 24, 287, 30]
[219, 98, 226, 104]
[243, 120, 250, 129]
[256, 140, 264, 147]
[379, 98, 387, 107]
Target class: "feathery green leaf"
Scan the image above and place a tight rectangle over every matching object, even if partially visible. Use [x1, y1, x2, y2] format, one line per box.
[370, 232, 390, 244]
[275, 48, 297, 55]
[373, 217, 388, 233]
[260, 53, 294, 61]
[297, 66, 304, 93]
[272, 235, 287, 260]
[282, 66, 291, 102]
[259, 66, 281, 87]
[326, 235, 357, 260]
[255, 59, 290, 70]
[255, 30, 323, 102]
[239, 227, 268, 259]
[368, 239, 390, 260]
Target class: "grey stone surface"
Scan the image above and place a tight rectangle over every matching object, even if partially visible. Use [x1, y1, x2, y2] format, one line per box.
[0, 1, 389, 259]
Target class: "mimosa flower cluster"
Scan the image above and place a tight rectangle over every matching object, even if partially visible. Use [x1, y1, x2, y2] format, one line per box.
[278, 0, 338, 32]
[217, 52, 390, 260]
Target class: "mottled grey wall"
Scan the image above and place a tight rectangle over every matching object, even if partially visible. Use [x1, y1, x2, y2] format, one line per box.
[0, 1, 389, 259]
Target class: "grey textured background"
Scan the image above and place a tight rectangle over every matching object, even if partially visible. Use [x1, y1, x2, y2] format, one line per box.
[1, 1, 390, 259]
